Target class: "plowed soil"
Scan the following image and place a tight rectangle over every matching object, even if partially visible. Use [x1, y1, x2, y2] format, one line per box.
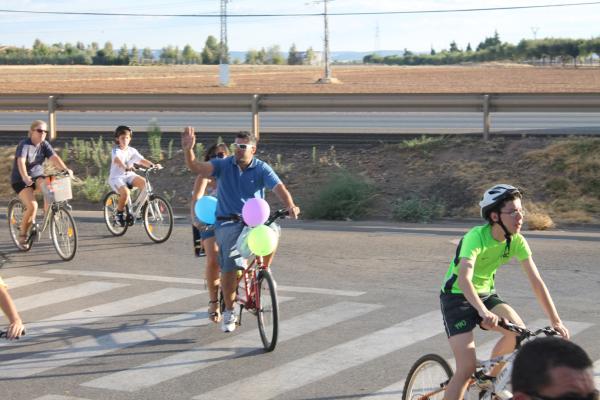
[1, 63, 600, 94]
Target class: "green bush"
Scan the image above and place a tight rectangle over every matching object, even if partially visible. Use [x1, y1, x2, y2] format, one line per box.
[78, 175, 109, 202]
[147, 119, 162, 161]
[392, 196, 445, 223]
[306, 171, 375, 220]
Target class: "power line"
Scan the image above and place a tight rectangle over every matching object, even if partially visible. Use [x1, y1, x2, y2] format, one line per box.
[1, 2, 600, 18]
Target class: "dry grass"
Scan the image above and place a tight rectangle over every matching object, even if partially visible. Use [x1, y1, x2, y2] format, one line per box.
[2, 64, 600, 94]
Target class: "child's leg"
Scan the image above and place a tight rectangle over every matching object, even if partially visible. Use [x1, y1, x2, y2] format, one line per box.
[488, 303, 523, 375]
[117, 185, 130, 212]
[0, 286, 25, 340]
[444, 331, 477, 400]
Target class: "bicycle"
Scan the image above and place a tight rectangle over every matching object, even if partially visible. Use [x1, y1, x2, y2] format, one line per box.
[102, 165, 173, 243]
[219, 208, 289, 352]
[402, 320, 559, 400]
[0, 328, 26, 340]
[7, 172, 78, 261]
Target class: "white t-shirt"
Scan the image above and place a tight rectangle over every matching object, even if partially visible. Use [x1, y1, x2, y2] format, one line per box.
[109, 146, 144, 180]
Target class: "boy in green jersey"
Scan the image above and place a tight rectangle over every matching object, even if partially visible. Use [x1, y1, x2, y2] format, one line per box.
[440, 184, 569, 400]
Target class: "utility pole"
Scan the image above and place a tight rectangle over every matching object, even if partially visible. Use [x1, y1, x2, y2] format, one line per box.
[219, 0, 230, 86]
[312, 0, 339, 84]
[531, 26, 539, 40]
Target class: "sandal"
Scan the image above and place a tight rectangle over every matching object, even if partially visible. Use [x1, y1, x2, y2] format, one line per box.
[18, 234, 29, 250]
[208, 300, 221, 323]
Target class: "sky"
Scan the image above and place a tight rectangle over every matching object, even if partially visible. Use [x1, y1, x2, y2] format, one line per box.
[1, 0, 599, 54]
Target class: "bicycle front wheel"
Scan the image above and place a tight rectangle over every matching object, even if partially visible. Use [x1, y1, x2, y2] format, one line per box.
[256, 269, 279, 352]
[403, 354, 453, 400]
[7, 198, 34, 251]
[143, 194, 173, 243]
[50, 206, 78, 261]
[102, 191, 128, 236]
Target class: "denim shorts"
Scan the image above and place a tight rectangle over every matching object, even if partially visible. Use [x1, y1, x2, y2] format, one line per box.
[200, 225, 216, 241]
[214, 221, 244, 273]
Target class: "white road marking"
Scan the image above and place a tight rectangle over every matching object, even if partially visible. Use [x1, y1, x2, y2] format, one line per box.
[45, 268, 365, 296]
[1, 287, 203, 346]
[3, 275, 54, 289]
[82, 301, 380, 392]
[0, 309, 209, 379]
[15, 281, 128, 312]
[192, 310, 444, 400]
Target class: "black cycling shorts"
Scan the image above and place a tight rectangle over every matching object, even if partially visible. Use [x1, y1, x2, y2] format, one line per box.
[12, 179, 40, 194]
[440, 292, 507, 337]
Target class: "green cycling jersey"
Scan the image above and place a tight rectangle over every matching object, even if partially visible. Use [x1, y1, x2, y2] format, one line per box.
[441, 224, 532, 295]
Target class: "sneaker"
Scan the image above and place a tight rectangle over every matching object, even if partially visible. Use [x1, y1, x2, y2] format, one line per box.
[116, 212, 125, 227]
[221, 309, 237, 333]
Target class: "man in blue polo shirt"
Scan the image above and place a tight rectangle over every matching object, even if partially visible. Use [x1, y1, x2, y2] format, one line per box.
[182, 127, 300, 333]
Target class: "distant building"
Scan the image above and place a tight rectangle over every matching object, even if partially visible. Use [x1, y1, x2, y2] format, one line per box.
[297, 50, 324, 65]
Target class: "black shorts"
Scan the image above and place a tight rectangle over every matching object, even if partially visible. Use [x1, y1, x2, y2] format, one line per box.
[440, 292, 507, 337]
[12, 180, 39, 194]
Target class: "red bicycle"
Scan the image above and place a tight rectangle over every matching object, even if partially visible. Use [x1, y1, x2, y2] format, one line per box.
[221, 209, 288, 352]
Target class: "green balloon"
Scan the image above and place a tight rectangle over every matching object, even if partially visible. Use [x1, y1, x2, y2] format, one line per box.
[247, 225, 278, 256]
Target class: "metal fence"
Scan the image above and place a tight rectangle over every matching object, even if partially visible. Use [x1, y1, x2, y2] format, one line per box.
[1, 92, 600, 140]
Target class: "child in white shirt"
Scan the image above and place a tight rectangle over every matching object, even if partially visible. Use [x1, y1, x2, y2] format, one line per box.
[108, 125, 160, 226]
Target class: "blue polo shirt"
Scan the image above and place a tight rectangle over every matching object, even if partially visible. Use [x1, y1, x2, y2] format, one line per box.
[210, 156, 282, 218]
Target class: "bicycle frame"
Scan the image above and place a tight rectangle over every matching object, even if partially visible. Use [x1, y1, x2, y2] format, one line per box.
[125, 168, 155, 219]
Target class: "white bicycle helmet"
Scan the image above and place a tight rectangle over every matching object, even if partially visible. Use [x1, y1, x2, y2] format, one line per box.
[479, 184, 522, 219]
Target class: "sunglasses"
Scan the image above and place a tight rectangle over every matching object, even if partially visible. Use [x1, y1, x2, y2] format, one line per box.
[34, 128, 48, 134]
[234, 143, 254, 150]
[210, 152, 226, 159]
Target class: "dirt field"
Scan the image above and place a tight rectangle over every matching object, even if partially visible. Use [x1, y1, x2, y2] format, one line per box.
[1, 64, 600, 94]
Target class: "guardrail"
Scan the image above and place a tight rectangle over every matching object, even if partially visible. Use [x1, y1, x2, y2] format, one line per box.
[1, 93, 600, 140]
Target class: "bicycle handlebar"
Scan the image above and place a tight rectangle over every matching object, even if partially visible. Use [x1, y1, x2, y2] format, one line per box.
[497, 319, 559, 338]
[265, 209, 290, 226]
[0, 329, 26, 339]
[132, 165, 163, 173]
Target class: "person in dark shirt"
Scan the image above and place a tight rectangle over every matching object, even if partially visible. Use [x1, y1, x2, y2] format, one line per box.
[10, 120, 72, 248]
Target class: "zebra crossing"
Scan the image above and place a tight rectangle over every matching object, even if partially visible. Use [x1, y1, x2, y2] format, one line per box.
[1, 270, 598, 400]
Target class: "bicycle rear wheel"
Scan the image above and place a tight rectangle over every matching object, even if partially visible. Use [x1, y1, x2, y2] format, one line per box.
[403, 354, 453, 400]
[102, 191, 128, 236]
[256, 269, 279, 352]
[50, 206, 78, 261]
[143, 194, 173, 243]
[7, 198, 33, 251]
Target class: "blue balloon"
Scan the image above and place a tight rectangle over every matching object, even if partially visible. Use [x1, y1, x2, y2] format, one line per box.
[194, 196, 217, 224]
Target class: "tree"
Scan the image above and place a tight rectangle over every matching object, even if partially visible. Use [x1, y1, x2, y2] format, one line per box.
[449, 41, 460, 53]
[142, 47, 153, 62]
[266, 45, 284, 64]
[403, 48, 413, 57]
[202, 35, 220, 64]
[288, 43, 302, 65]
[477, 30, 501, 51]
[130, 45, 139, 64]
[430, 47, 436, 56]
[245, 49, 260, 64]
[160, 45, 179, 64]
[304, 47, 315, 65]
[182, 44, 200, 64]
[102, 41, 115, 58]
[118, 44, 129, 65]
[466, 42, 472, 52]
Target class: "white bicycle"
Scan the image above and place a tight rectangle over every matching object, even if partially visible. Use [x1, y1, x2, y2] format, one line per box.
[102, 165, 173, 243]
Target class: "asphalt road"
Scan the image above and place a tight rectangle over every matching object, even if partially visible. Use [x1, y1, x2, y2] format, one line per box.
[2, 111, 600, 135]
[0, 215, 599, 400]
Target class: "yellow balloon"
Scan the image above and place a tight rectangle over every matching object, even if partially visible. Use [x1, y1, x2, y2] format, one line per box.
[247, 225, 278, 256]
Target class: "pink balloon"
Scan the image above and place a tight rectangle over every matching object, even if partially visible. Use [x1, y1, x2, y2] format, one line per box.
[242, 198, 270, 227]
